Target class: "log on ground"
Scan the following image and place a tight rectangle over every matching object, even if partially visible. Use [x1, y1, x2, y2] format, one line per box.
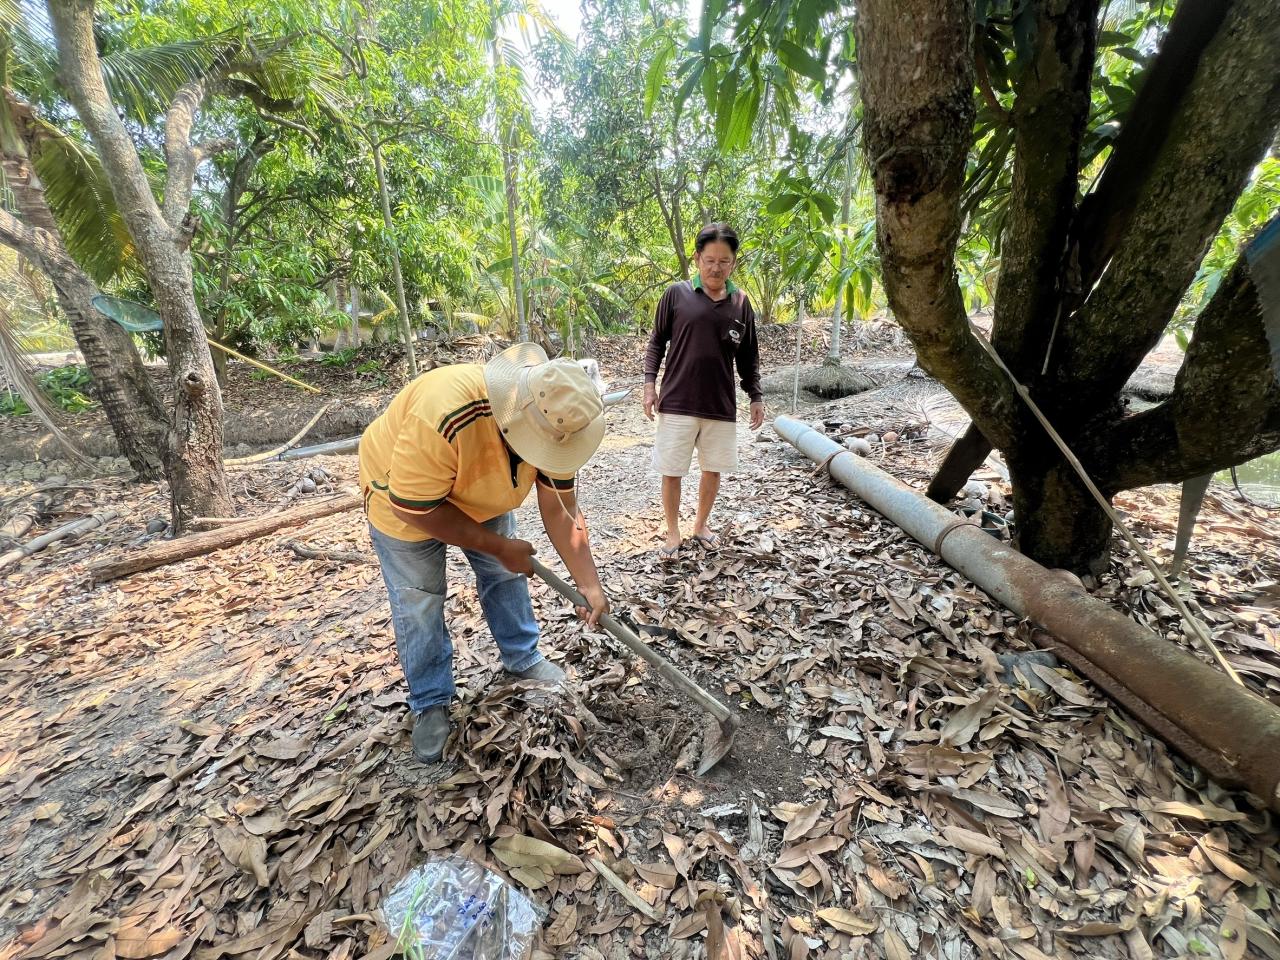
[88, 492, 362, 584]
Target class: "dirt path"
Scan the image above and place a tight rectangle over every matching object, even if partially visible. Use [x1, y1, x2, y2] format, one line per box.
[3, 355, 1280, 960]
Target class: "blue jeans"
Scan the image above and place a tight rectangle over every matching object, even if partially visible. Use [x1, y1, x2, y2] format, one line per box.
[369, 512, 544, 712]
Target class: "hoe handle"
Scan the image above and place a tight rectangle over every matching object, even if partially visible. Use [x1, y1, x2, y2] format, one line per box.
[531, 559, 737, 729]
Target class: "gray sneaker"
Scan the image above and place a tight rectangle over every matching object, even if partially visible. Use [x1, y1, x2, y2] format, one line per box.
[507, 658, 566, 685]
[412, 706, 450, 763]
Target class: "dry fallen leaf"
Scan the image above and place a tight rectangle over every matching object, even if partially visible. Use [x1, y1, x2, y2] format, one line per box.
[1056, 919, 1134, 936]
[1114, 821, 1148, 866]
[782, 801, 826, 843]
[816, 908, 877, 936]
[969, 859, 996, 920]
[213, 825, 269, 886]
[491, 835, 585, 877]
[545, 903, 579, 947]
[883, 928, 911, 960]
[32, 802, 62, 821]
[942, 825, 1003, 859]
[114, 925, 184, 959]
[671, 913, 708, 939]
[1221, 900, 1249, 960]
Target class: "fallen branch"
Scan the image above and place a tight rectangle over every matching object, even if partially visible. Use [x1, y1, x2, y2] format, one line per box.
[1, 492, 50, 544]
[188, 515, 261, 529]
[225, 402, 335, 467]
[0, 510, 119, 571]
[284, 540, 370, 564]
[88, 493, 361, 584]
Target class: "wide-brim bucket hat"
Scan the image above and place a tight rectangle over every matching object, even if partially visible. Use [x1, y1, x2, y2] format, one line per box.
[484, 343, 606, 480]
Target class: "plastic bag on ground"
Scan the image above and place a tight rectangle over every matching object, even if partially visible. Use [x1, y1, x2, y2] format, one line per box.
[382, 856, 545, 960]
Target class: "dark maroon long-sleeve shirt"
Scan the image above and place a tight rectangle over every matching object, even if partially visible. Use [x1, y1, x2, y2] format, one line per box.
[643, 279, 763, 423]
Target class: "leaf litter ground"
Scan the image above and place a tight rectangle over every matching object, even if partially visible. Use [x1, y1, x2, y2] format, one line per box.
[3, 339, 1280, 960]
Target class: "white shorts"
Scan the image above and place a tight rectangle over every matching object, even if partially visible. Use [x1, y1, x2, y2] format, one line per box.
[652, 413, 739, 476]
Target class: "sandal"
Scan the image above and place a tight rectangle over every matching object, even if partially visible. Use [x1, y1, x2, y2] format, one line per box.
[691, 531, 720, 549]
[658, 541, 681, 560]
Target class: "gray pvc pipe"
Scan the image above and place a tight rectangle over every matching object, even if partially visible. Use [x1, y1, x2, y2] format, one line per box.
[275, 437, 361, 461]
[774, 415, 1280, 808]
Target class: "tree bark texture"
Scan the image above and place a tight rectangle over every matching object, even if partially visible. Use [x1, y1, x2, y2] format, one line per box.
[501, 137, 528, 343]
[1084, 238, 1280, 493]
[48, 0, 233, 528]
[1051, 0, 1280, 403]
[990, 0, 1098, 378]
[211, 137, 271, 385]
[1068, 0, 1233, 293]
[0, 163, 166, 478]
[856, 0, 1021, 454]
[891, 0, 1280, 570]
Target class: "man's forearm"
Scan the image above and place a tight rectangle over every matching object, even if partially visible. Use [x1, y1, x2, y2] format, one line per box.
[392, 501, 507, 554]
[539, 488, 602, 594]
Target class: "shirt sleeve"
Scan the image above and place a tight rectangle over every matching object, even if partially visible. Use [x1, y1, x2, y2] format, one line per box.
[736, 294, 763, 402]
[387, 413, 457, 514]
[536, 471, 575, 490]
[644, 286, 675, 383]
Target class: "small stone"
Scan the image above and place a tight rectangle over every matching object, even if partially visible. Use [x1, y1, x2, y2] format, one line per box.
[961, 479, 989, 501]
[997, 650, 1060, 694]
[299, 477, 317, 494]
[881, 430, 899, 443]
[146, 518, 168, 534]
[844, 437, 873, 456]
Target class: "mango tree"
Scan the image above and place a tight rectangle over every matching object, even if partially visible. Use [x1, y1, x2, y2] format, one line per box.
[698, 0, 1280, 571]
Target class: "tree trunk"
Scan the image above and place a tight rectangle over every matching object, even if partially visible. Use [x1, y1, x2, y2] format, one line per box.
[1051, 0, 1280, 402]
[0, 189, 166, 479]
[856, 0, 1019, 451]
[370, 137, 418, 376]
[348, 282, 361, 345]
[653, 164, 690, 280]
[501, 135, 528, 342]
[48, 0, 233, 528]
[1008, 452, 1111, 575]
[210, 139, 268, 387]
[827, 146, 854, 364]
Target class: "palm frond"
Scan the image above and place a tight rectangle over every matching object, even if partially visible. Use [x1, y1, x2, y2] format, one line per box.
[30, 122, 136, 283]
[0, 299, 89, 464]
[0, 0, 60, 87]
[99, 34, 240, 122]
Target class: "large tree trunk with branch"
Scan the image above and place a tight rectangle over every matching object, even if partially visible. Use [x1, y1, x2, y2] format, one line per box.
[210, 136, 272, 387]
[860, 0, 1280, 572]
[0, 152, 166, 478]
[48, 0, 233, 529]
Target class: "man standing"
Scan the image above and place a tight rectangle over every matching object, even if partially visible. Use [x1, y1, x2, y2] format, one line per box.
[644, 223, 765, 557]
[360, 343, 609, 763]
